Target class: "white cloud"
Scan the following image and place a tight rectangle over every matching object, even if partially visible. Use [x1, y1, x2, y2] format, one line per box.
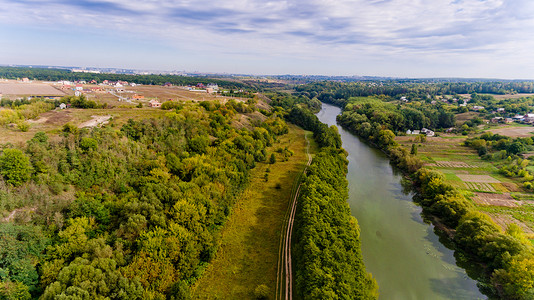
[1, 0, 533, 77]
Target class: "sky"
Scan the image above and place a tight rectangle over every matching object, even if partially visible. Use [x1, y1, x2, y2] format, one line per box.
[1, 0, 534, 79]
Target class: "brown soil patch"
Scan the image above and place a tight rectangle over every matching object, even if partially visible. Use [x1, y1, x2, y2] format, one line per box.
[501, 182, 521, 192]
[457, 174, 500, 183]
[42, 110, 73, 125]
[473, 192, 521, 207]
[489, 126, 534, 138]
[487, 213, 534, 234]
[0, 82, 65, 96]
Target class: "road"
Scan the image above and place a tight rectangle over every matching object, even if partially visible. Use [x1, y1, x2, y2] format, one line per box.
[276, 132, 312, 300]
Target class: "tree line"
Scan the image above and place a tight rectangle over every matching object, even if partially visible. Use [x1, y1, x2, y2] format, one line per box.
[0, 66, 249, 90]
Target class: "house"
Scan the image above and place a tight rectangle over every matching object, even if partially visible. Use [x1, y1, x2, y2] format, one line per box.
[497, 108, 505, 112]
[459, 103, 467, 107]
[115, 82, 123, 88]
[491, 117, 503, 123]
[59, 103, 67, 109]
[75, 84, 83, 91]
[406, 130, 412, 135]
[505, 118, 513, 123]
[207, 83, 219, 90]
[206, 88, 215, 94]
[148, 99, 161, 108]
[132, 94, 145, 100]
[75, 90, 82, 97]
[90, 80, 98, 84]
[524, 114, 534, 123]
[421, 128, 435, 137]
[472, 106, 485, 111]
[400, 96, 408, 102]
[21, 77, 30, 82]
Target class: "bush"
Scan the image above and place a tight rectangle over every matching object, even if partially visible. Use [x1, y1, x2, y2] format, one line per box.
[0, 149, 32, 186]
[254, 284, 269, 300]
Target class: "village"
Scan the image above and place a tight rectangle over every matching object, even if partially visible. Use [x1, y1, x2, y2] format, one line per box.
[0, 77, 250, 109]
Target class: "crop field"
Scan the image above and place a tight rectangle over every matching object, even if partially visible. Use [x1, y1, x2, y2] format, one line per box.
[488, 125, 534, 137]
[434, 161, 477, 168]
[473, 192, 521, 207]
[464, 182, 497, 192]
[0, 81, 65, 96]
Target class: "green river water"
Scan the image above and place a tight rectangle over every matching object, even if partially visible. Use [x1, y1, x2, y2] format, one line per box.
[316, 103, 485, 300]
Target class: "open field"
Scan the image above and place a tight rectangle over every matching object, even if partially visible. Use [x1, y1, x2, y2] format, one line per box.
[488, 125, 534, 137]
[192, 125, 311, 299]
[473, 192, 521, 207]
[457, 93, 534, 100]
[0, 81, 65, 96]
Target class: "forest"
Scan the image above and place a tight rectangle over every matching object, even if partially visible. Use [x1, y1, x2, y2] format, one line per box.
[0, 100, 289, 299]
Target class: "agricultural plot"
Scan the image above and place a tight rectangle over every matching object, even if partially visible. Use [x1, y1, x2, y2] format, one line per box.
[456, 174, 500, 183]
[487, 213, 534, 235]
[0, 82, 65, 96]
[473, 192, 522, 208]
[464, 182, 496, 192]
[434, 161, 477, 168]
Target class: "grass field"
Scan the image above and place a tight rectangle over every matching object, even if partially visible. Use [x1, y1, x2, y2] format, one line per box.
[191, 125, 312, 299]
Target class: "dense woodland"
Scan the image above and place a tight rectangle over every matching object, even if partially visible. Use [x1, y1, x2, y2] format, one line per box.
[0, 100, 290, 299]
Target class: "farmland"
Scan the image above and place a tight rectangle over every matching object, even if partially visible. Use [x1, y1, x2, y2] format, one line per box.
[396, 135, 534, 237]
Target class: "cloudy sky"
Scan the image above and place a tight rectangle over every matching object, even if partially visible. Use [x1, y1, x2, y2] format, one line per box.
[1, 0, 534, 78]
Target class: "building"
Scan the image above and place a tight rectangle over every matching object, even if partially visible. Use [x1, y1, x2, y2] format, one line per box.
[59, 103, 67, 109]
[148, 99, 161, 108]
[524, 114, 534, 123]
[472, 106, 485, 111]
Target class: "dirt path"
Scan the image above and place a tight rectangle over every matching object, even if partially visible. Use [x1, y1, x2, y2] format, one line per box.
[276, 132, 312, 300]
[78, 115, 112, 128]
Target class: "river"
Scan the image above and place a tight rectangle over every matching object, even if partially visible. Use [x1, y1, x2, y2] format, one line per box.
[316, 103, 485, 300]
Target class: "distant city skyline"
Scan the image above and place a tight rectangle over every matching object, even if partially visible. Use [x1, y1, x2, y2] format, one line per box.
[1, 0, 534, 79]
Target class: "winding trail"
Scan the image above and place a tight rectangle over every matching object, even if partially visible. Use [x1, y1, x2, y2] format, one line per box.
[276, 132, 312, 300]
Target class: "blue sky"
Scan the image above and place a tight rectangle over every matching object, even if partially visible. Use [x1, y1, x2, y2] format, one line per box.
[1, 0, 534, 78]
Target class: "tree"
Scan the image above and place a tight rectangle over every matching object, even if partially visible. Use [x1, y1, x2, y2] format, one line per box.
[0, 149, 31, 186]
[410, 144, 418, 155]
[269, 153, 276, 164]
